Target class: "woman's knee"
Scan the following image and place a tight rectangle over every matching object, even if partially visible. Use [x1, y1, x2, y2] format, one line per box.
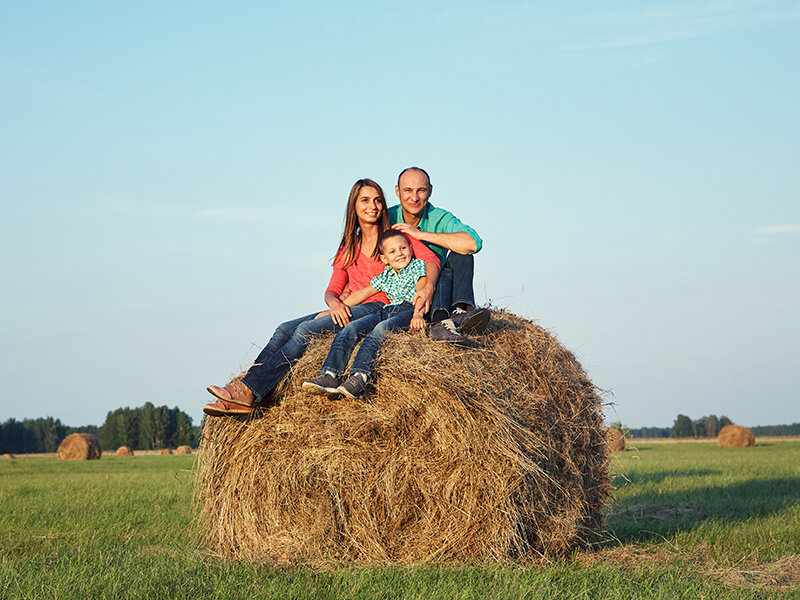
[275, 318, 300, 337]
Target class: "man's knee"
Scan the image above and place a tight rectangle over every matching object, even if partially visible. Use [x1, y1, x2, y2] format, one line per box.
[445, 251, 474, 271]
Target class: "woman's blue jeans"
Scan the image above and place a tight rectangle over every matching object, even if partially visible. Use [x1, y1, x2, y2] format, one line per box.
[431, 251, 476, 321]
[241, 302, 384, 401]
[321, 302, 414, 379]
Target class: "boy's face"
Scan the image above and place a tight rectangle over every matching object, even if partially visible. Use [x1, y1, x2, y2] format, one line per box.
[379, 235, 414, 272]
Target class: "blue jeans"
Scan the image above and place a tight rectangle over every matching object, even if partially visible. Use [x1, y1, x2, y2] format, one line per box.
[431, 252, 476, 321]
[321, 302, 414, 379]
[241, 302, 384, 401]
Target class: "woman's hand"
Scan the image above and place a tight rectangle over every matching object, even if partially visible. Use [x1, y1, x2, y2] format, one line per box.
[314, 310, 331, 319]
[327, 298, 352, 327]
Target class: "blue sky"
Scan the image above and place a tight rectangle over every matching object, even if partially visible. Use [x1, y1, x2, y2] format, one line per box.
[1, 1, 798, 430]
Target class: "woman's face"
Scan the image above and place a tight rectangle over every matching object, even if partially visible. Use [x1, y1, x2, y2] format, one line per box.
[355, 186, 384, 224]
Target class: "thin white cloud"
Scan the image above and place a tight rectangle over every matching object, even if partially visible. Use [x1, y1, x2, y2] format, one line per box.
[756, 224, 800, 234]
[569, 0, 800, 50]
[196, 207, 273, 221]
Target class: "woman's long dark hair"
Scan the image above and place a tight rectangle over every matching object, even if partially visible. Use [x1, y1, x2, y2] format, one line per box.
[335, 178, 390, 268]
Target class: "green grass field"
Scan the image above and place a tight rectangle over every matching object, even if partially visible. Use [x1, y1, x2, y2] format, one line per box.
[1, 441, 798, 599]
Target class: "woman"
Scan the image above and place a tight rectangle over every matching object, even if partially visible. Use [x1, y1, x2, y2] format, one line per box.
[203, 178, 439, 416]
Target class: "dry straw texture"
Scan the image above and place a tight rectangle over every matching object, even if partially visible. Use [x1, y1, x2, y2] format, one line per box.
[718, 424, 755, 447]
[0, 453, 13, 460]
[160, 448, 173, 455]
[605, 428, 626, 452]
[116, 446, 134, 456]
[198, 311, 610, 566]
[57, 433, 101, 461]
[176, 445, 193, 455]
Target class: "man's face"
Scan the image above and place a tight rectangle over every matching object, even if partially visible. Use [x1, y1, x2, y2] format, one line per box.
[395, 169, 431, 219]
[379, 235, 414, 272]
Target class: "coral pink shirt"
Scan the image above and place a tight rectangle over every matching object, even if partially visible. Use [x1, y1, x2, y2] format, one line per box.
[326, 236, 438, 305]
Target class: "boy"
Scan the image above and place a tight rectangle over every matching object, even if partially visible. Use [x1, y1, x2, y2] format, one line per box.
[302, 229, 427, 400]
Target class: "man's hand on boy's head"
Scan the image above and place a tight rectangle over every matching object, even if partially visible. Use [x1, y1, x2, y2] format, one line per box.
[392, 222, 424, 240]
[410, 314, 426, 330]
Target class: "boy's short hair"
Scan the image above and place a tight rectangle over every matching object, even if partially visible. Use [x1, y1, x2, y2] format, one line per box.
[377, 229, 411, 253]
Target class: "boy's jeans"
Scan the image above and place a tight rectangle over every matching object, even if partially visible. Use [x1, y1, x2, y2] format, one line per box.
[431, 251, 475, 321]
[321, 302, 415, 379]
[241, 302, 384, 401]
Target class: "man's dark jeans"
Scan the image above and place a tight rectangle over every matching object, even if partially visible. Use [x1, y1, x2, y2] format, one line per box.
[241, 302, 384, 401]
[321, 302, 414, 379]
[431, 251, 475, 321]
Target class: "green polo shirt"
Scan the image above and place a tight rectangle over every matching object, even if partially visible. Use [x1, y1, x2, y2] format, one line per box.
[387, 202, 482, 267]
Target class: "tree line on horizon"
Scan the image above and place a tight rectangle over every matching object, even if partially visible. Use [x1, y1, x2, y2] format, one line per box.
[626, 415, 800, 439]
[0, 403, 199, 454]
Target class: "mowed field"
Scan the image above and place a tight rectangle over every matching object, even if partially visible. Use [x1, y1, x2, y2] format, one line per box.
[1, 440, 798, 599]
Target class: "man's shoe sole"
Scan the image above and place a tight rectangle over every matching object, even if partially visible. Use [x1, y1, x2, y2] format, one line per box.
[302, 381, 340, 395]
[457, 309, 491, 336]
[203, 400, 253, 417]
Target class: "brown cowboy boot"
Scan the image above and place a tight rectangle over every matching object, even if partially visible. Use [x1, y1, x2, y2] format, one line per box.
[206, 380, 254, 407]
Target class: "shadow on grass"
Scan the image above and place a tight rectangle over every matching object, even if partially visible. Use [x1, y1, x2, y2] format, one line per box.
[612, 469, 721, 486]
[607, 476, 800, 544]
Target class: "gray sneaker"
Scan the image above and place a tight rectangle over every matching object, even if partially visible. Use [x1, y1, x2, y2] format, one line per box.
[450, 307, 490, 335]
[336, 374, 368, 400]
[302, 372, 340, 395]
[429, 319, 474, 347]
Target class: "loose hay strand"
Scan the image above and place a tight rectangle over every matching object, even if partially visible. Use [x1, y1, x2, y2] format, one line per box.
[196, 310, 611, 565]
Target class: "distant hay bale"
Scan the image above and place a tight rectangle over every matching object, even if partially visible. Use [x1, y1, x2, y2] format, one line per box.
[1, 453, 13, 460]
[605, 428, 626, 452]
[176, 445, 193, 455]
[198, 311, 611, 565]
[116, 446, 134, 456]
[718, 424, 755, 447]
[57, 433, 101, 461]
[161, 448, 173, 455]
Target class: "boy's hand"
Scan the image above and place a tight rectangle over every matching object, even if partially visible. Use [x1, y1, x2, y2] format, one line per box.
[410, 315, 426, 330]
[314, 310, 331, 319]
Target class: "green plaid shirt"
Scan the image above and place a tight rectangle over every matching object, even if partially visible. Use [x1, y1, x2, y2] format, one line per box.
[369, 258, 426, 305]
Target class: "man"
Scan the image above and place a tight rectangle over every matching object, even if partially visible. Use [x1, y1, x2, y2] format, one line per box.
[389, 166, 489, 344]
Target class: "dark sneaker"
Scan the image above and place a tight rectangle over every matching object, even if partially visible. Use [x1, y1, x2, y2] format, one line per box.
[302, 372, 340, 395]
[429, 319, 475, 347]
[336, 374, 368, 400]
[450, 307, 490, 335]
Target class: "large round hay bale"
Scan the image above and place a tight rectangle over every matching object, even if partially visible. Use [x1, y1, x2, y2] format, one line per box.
[57, 433, 101, 460]
[198, 311, 611, 565]
[116, 446, 134, 456]
[605, 428, 626, 452]
[1, 453, 14, 460]
[175, 445, 192, 455]
[718, 424, 755, 447]
[160, 448, 173, 455]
